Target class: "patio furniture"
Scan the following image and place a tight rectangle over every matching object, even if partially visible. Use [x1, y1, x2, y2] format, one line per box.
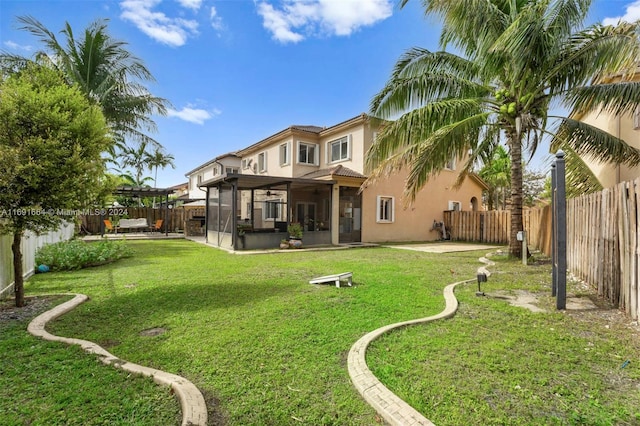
[309, 272, 353, 288]
[148, 219, 163, 232]
[116, 218, 148, 233]
[103, 219, 115, 233]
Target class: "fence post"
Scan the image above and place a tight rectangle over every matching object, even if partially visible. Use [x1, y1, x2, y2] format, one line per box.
[551, 163, 557, 297]
[553, 152, 567, 310]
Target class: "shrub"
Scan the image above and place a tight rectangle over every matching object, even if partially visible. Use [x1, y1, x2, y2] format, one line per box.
[35, 239, 133, 271]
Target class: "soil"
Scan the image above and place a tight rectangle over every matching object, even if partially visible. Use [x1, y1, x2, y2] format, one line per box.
[0, 295, 61, 323]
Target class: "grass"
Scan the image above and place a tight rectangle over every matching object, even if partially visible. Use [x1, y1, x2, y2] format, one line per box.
[8, 240, 640, 425]
[0, 296, 181, 426]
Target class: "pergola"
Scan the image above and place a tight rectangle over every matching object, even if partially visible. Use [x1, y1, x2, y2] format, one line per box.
[102, 186, 173, 236]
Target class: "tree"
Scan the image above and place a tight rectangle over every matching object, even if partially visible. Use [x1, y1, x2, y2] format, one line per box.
[147, 147, 176, 207]
[479, 144, 511, 210]
[366, 0, 640, 257]
[0, 65, 109, 307]
[0, 16, 169, 150]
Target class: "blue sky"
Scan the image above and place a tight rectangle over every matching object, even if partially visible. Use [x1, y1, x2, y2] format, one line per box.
[0, 0, 637, 188]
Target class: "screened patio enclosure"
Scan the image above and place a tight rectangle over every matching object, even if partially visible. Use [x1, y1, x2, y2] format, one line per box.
[201, 174, 335, 250]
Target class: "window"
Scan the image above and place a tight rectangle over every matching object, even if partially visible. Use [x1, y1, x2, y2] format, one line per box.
[197, 174, 203, 184]
[242, 159, 250, 169]
[376, 196, 394, 223]
[279, 142, 290, 166]
[328, 136, 350, 163]
[445, 158, 456, 170]
[263, 199, 282, 220]
[634, 106, 640, 130]
[258, 152, 267, 172]
[448, 201, 462, 211]
[298, 142, 318, 165]
[225, 167, 239, 175]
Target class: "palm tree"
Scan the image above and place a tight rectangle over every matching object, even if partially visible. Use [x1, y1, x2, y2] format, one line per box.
[119, 142, 153, 188]
[479, 145, 510, 210]
[147, 147, 176, 207]
[0, 16, 169, 150]
[367, 0, 640, 257]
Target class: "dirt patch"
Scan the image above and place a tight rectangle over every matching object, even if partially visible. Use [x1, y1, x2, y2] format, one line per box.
[139, 327, 167, 337]
[0, 296, 61, 323]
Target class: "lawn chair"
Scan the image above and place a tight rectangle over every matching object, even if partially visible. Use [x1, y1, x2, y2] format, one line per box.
[149, 219, 163, 233]
[103, 219, 115, 233]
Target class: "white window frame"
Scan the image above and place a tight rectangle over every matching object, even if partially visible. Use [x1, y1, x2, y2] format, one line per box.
[197, 174, 203, 185]
[376, 195, 395, 223]
[327, 135, 351, 164]
[263, 198, 283, 221]
[448, 200, 462, 211]
[297, 141, 319, 165]
[634, 106, 640, 130]
[279, 142, 290, 166]
[242, 159, 250, 170]
[258, 151, 267, 173]
[225, 166, 239, 175]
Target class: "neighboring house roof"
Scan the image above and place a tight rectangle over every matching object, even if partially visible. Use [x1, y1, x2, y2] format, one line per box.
[291, 125, 325, 133]
[301, 164, 367, 180]
[168, 182, 188, 190]
[184, 152, 240, 177]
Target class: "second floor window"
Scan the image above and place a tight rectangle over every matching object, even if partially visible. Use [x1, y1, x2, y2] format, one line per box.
[329, 136, 350, 163]
[225, 167, 239, 174]
[298, 142, 318, 165]
[258, 152, 267, 172]
[279, 142, 290, 166]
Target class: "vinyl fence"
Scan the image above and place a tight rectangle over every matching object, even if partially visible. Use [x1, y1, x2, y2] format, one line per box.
[0, 221, 75, 299]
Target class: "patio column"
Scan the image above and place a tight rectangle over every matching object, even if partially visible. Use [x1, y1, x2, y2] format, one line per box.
[165, 192, 169, 236]
[331, 184, 340, 245]
[205, 186, 209, 242]
[232, 180, 238, 250]
[286, 182, 291, 224]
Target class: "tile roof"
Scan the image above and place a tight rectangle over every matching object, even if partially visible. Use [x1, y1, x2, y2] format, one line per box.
[301, 164, 367, 179]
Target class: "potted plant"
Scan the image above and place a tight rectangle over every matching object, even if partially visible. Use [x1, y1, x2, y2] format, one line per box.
[287, 222, 303, 248]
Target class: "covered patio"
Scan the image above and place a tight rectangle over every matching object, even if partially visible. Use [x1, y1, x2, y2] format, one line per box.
[99, 186, 173, 236]
[200, 174, 335, 250]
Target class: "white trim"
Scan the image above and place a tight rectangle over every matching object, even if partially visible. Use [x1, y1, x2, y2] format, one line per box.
[258, 151, 267, 173]
[297, 141, 319, 166]
[448, 200, 462, 211]
[279, 142, 290, 166]
[376, 195, 395, 223]
[327, 135, 351, 164]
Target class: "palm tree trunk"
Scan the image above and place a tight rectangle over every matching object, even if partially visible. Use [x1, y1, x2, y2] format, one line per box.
[12, 230, 25, 307]
[508, 132, 524, 258]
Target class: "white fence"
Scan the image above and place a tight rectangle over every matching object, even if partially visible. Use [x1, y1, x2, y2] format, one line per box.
[0, 222, 75, 299]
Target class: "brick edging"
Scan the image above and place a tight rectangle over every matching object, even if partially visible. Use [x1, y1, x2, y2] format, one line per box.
[348, 256, 495, 425]
[27, 294, 207, 426]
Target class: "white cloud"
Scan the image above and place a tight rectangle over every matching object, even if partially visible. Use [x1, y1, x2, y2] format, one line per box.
[603, 1, 640, 25]
[256, 0, 393, 43]
[3, 40, 32, 52]
[177, 0, 202, 11]
[167, 107, 220, 124]
[210, 6, 224, 32]
[120, 0, 199, 47]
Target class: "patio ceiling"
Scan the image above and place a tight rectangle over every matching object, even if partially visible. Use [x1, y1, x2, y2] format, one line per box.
[114, 186, 173, 197]
[199, 173, 335, 191]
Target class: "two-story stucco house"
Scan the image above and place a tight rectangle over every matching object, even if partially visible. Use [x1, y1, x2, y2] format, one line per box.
[198, 113, 486, 250]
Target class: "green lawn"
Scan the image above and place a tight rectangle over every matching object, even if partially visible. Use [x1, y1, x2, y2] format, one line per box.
[5, 240, 640, 425]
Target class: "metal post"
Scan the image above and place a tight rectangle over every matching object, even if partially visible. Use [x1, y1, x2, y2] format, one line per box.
[555, 151, 567, 310]
[551, 163, 557, 297]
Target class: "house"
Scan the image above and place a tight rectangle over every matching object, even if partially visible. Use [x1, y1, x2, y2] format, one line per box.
[577, 70, 640, 188]
[198, 113, 487, 250]
[184, 152, 241, 200]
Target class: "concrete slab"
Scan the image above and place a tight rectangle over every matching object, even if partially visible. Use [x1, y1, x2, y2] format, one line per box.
[385, 242, 504, 253]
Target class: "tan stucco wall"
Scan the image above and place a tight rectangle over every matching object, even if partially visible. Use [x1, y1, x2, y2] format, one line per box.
[360, 168, 484, 243]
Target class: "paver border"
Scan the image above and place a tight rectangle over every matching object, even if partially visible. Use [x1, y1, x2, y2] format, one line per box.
[27, 294, 207, 426]
[348, 256, 495, 426]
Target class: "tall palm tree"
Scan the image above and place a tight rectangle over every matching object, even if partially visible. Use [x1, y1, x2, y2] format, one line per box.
[147, 147, 176, 207]
[367, 0, 640, 257]
[119, 141, 153, 187]
[0, 16, 169, 150]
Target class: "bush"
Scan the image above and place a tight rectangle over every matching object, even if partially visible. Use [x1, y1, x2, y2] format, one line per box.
[35, 239, 133, 271]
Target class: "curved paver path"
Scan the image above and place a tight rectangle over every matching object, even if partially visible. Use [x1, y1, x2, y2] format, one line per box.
[348, 256, 495, 426]
[28, 294, 207, 426]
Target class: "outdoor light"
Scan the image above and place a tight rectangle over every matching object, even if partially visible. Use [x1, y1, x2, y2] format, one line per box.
[476, 272, 487, 296]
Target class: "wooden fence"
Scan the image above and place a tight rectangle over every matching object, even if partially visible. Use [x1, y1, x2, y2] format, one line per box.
[1, 221, 75, 299]
[81, 207, 188, 235]
[445, 179, 639, 320]
[443, 207, 552, 255]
